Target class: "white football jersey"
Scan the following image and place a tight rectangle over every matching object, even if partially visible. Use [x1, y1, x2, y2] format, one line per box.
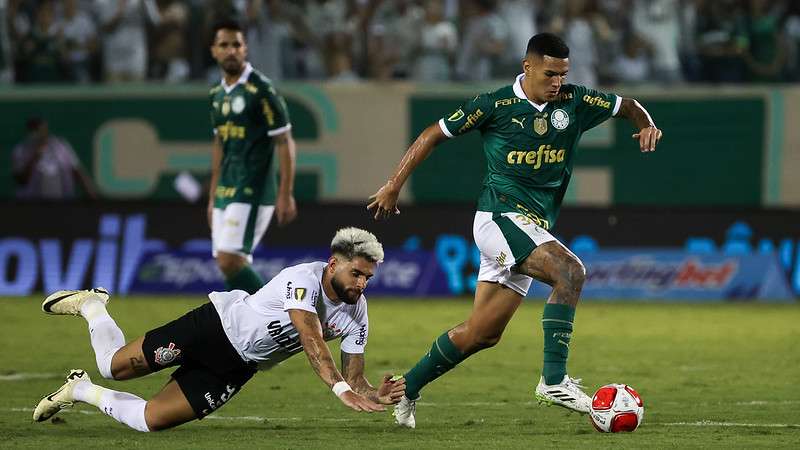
[209, 261, 369, 370]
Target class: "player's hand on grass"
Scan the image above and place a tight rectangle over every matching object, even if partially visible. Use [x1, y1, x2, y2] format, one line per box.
[377, 374, 406, 405]
[338, 390, 386, 412]
[276, 193, 297, 226]
[367, 181, 401, 220]
[632, 126, 662, 153]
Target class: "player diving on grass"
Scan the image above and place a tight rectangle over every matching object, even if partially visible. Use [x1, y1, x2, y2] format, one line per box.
[368, 33, 662, 428]
[33, 228, 405, 431]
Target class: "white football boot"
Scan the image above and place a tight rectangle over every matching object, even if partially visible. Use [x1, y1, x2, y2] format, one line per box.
[42, 287, 109, 316]
[535, 375, 592, 414]
[33, 369, 91, 422]
[393, 395, 418, 428]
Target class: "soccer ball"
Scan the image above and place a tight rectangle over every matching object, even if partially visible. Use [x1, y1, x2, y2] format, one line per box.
[589, 384, 644, 433]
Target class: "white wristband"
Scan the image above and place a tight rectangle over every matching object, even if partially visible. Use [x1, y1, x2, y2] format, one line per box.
[332, 381, 352, 397]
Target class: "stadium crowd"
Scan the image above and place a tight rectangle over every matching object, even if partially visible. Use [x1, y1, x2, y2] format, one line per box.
[2, 0, 799, 85]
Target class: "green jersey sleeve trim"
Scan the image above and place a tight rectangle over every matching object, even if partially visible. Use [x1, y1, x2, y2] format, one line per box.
[439, 93, 493, 137]
[612, 95, 622, 116]
[267, 123, 292, 137]
[438, 118, 454, 138]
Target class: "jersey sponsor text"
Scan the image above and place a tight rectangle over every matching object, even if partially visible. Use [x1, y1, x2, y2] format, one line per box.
[506, 145, 566, 168]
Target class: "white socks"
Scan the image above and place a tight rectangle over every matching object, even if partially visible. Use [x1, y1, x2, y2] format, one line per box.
[80, 298, 125, 380]
[73, 381, 150, 432]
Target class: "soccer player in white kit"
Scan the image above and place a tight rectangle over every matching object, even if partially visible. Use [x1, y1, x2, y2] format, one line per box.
[32, 228, 406, 432]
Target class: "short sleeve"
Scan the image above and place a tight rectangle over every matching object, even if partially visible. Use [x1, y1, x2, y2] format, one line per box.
[438, 93, 494, 138]
[340, 303, 368, 354]
[573, 85, 621, 132]
[282, 279, 319, 315]
[260, 84, 291, 136]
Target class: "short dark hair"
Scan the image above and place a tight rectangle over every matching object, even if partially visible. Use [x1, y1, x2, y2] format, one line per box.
[526, 33, 569, 59]
[211, 18, 244, 44]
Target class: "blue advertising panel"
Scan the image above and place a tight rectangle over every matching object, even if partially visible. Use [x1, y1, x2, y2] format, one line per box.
[0, 202, 797, 302]
[527, 251, 793, 301]
[133, 245, 453, 296]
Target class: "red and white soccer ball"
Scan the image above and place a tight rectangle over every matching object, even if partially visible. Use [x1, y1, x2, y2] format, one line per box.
[589, 384, 644, 433]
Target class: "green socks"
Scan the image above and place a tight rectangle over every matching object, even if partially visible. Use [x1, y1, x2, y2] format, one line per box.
[224, 265, 265, 294]
[542, 303, 576, 385]
[401, 304, 576, 398]
[404, 332, 465, 400]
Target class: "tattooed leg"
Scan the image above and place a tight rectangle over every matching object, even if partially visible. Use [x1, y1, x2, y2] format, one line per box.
[109, 336, 154, 380]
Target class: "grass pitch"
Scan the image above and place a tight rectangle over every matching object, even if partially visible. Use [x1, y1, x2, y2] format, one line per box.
[1, 296, 798, 449]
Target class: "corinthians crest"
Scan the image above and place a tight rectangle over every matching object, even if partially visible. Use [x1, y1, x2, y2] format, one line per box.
[533, 112, 549, 135]
[154, 342, 182, 366]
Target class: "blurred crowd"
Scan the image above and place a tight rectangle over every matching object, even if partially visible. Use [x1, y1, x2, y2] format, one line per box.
[2, 0, 800, 86]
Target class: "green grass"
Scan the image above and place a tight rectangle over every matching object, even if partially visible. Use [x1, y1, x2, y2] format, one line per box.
[1, 296, 798, 448]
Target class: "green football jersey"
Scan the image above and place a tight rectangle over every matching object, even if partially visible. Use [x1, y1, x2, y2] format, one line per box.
[210, 63, 291, 207]
[439, 74, 620, 230]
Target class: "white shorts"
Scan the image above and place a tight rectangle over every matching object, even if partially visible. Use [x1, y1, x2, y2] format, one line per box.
[212, 203, 275, 263]
[473, 210, 557, 296]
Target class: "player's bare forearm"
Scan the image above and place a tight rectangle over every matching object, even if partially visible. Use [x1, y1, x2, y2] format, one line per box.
[368, 123, 447, 219]
[617, 97, 655, 130]
[617, 97, 663, 152]
[341, 352, 378, 402]
[387, 123, 447, 190]
[289, 309, 344, 388]
[273, 131, 297, 224]
[274, 131, 295, 196]
[209, 136, 223, 198]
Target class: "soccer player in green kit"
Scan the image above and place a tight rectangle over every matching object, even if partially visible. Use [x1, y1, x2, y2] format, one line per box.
[208, 20, 297, 294]
[368, 33, 663, 428]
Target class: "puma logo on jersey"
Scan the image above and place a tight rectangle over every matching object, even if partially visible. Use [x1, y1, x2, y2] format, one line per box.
[511, 117, 526, 128]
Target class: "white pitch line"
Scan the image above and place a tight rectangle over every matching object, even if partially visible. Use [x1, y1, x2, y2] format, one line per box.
[654, 421, 800, 428]
[734, 400, 800, 406]
[0, 373, 62, 381]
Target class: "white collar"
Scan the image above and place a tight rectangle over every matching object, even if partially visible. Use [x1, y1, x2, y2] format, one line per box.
[220, 62, 253, 94]
[513, 73, 548, 112]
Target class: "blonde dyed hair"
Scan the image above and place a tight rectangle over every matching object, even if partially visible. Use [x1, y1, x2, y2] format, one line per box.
[331, 227, 384, 263]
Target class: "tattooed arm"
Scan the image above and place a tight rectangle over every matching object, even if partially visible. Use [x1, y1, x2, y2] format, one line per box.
[288, 309, 385, 412]
[288, 309, 343, 388]
[341, 351, 406, 405]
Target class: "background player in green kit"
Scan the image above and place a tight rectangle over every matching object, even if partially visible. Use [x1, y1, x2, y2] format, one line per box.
[207, 20, 297, 294]
[368, 33, 663, 428]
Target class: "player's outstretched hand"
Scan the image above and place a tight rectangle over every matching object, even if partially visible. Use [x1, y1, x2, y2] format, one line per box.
[367, 181, 401, 220]
[377, 374, 406, 405]
[338, 390, 386, 412]
[276, 193, 298, 226]
[632, 126, 662, 153]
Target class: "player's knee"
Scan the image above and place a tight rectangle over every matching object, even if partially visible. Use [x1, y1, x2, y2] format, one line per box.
[144, 408, 173, 432]
[216, 253, 245, 277]
[560, 259, 586, 291]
